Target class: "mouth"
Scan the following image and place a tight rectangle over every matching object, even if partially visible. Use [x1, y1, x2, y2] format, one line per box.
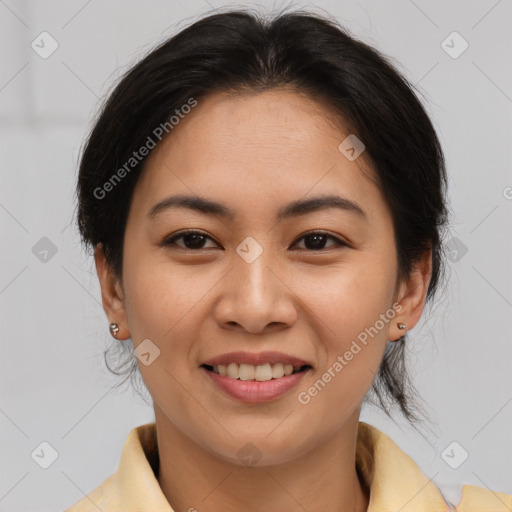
[201, 362, 312, 381]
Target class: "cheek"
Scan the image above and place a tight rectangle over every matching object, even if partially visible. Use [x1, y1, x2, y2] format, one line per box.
[295, 275, 391, 422]
[295, 258, 396, 405]
[298, 259, 396, 345]
[121, 256, 217, 393]
[122, 252, 209, 338]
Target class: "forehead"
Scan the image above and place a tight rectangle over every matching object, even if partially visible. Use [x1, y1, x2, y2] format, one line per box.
[131, 89, 382, 221]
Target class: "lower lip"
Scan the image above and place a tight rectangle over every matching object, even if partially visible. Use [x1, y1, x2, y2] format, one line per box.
[200, 366, 311, 403]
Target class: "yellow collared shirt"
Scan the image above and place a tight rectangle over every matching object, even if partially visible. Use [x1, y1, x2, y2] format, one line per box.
[65, 421, 511, 511]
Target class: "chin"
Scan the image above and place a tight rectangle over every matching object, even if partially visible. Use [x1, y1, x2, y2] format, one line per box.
[202, 432, 311, 468]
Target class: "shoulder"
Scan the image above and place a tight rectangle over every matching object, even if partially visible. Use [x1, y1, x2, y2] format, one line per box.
[451, 484, 512, 511]
[356, 422, 512, 512]
[63, 423, 171, 511]
[63, 473, 117, 511]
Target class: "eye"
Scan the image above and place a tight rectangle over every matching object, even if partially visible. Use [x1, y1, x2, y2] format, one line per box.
[162, 230, 219, 250]
[161, 230, 349, 252]
[291, 231, 349, 251]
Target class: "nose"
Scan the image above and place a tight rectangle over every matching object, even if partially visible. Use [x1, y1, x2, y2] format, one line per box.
[213, 248, 298, 334]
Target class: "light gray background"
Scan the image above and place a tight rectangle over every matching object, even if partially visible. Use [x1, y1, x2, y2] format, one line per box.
[0, 1, 511, 511]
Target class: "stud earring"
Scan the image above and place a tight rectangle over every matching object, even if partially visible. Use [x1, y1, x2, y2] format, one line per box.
[109, 322, 119, 338]
[388, 322, 407, 342]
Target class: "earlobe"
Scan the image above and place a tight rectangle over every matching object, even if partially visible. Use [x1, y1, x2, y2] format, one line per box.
[391, 248, 433, 341]
[94, 243, 130, 339]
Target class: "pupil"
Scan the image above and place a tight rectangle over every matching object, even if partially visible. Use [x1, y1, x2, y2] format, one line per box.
[305, 234, 326, 250]
[181, 234, 328, 250]
[184, 234, 206, 249]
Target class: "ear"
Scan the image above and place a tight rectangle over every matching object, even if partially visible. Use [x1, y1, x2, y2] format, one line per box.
[389, 247, 432, 341]
[94, 243, 130, 340]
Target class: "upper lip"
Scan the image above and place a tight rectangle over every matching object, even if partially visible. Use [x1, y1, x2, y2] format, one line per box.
[201, 351, 312, 368]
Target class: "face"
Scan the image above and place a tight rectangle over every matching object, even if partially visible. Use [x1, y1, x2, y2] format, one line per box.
[96, 89, 430, 466]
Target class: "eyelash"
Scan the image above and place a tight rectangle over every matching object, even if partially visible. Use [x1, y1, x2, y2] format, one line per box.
[161, 229, 350, 252]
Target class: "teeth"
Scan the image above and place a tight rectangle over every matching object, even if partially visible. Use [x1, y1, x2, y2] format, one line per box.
[239, 363, 255, 381]
[227, 363, 239, 379]
[272, 363, 285, 379]
[255, 364, 273, 381]
[212, 362, 303, 381]
[284, 364, 294, 376]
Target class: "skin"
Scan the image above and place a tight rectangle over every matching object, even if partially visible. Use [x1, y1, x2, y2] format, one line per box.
[95, 89, 432, 512]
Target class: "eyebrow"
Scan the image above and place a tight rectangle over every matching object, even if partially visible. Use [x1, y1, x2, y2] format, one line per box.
[148, 193, 367, 221]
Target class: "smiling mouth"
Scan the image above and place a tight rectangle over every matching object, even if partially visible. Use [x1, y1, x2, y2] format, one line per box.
[201, 363, 312, 381]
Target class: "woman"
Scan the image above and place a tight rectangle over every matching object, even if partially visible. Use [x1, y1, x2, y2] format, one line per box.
[66, 7, 511, 512]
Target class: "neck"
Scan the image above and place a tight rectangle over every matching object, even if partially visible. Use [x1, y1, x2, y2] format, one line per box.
[155, 406, 370, 512]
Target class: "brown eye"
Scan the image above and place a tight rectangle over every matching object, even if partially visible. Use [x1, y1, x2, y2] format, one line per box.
[163, 230, 219, 250]
[161, 230, 349, 252]
[292, 232, 348, 251]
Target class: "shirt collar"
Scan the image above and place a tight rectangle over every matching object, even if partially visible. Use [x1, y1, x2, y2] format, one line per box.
[355, 421, 450, 511]
[67, 420, 511, 511]
[114, 421, 451, 512]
